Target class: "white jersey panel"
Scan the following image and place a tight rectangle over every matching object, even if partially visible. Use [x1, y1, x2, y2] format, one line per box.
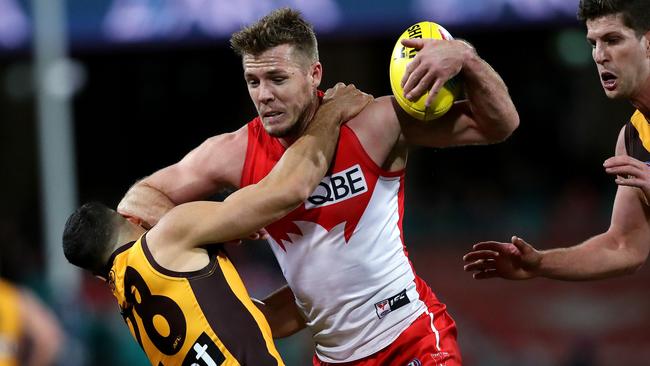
[269, 175, 426, 362]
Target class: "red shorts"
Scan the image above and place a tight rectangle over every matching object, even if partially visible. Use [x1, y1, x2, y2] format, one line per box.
[313, 306, 461, 366]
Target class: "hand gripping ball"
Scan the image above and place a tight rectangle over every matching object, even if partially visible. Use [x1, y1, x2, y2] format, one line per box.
[389, 21, 462, 121]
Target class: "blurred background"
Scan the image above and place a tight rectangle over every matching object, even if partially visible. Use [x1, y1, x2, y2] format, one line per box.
[2, 0, 650, 365]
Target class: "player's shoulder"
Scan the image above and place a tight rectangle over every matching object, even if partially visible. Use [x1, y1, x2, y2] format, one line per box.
[346, 96, 398, 131]
[195, 124, 249, 160]
[204, 124, 249, 145]
[145, 205, 192, 256]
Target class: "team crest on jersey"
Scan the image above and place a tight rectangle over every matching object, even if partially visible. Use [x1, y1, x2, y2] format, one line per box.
[406, 359, 422, 366]
[374, 289, 410, 319]
[305, 164, 368, 210]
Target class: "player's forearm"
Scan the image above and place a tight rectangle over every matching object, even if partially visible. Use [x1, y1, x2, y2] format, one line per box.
[205, 107, 342, 242]
[266, 104, 342, 203]
[460, 44, 519, 142]
[537, 232, 647, 280]
[118, 181, 176, 228]
[255, 285, 306, 338]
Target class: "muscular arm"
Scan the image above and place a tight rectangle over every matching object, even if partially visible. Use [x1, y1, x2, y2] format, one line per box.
[117, 126, 248, 227]
[399, 39, 519, 148]
[152, 85, 372, 248]
[253, 285, 305, 338]
[348, 40, 519, 171]
[464, 127, 650, 280]
[536, 128, 650, 280]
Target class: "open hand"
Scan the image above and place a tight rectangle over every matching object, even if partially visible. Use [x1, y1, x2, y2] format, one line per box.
[463, 236, 541, 280]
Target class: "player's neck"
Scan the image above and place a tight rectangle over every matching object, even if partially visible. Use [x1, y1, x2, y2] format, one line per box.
[278, 97, 320, 147]
[115, 222, 146, 250]
[631, 80, 650, 119]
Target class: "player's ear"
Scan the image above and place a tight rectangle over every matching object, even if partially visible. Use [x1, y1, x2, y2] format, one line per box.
[310, 61, 322, 89]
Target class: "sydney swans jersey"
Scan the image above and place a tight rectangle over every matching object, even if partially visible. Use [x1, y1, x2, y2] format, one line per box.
[108, 235, 284, 366]
[625, 110, 650, 162]
[0, 279, 21, 366]
[241, 118, 441, 362]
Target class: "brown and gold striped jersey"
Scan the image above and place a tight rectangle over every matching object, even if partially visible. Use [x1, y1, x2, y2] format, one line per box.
[625, 110, 650, 162]
[108, 234, 284, 366]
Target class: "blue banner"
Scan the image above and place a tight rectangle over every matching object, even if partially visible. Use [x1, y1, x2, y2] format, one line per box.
[1, 0, 581, 51]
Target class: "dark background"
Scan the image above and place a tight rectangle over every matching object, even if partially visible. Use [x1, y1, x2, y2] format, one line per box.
[1, 1, 649, 365]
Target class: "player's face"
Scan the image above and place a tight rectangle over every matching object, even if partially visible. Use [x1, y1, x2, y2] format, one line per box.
[243, 44, 322, 137]
[587, 14, 650, 99]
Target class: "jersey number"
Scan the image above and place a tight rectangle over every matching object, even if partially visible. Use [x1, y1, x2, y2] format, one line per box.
[121, 267, 226, 365]
[122, 266, 187, 355]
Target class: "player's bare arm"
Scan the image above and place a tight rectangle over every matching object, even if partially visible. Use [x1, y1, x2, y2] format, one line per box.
[398, 38, 519, 147]
[149, 85, 373, 255]
[346, 39, 519, 173]
[464, 127, 650, 280]
[117, 125, 248, 227]
[253, 285, 306, 338]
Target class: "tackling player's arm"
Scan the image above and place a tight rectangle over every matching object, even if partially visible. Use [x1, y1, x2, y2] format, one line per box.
[464, 127, 650, 280]
[252, 285, 305, 338]
[397, 38, 519, 148]
[151, 85, 373, 249]
[117, 126, 248, 228]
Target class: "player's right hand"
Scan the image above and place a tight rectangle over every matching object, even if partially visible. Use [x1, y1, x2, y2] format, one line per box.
[604, 155, 650, 204]
[321, 82, 374, 124]
[463, 236, 542, 280]
[400, 38, 470, 107]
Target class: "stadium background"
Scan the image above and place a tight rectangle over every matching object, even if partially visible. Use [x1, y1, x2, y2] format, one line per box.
[1, 0, 649, 365]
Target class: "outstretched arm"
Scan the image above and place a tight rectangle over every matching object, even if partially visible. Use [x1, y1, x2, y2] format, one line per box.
[464, 127, 650, 280]
[154, 84, 373, 248]
[398, 38, 519, 147]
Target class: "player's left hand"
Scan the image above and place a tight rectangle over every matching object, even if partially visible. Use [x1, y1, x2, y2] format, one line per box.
[322, 82, 374, 123]
[400, 38, 471, 107]
[604, 155, 650, 203]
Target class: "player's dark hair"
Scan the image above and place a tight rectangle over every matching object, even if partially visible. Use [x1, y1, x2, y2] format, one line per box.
[62, 202, 117, 275]
[230, 7, 319, 63]
[578, 0, 650, 36]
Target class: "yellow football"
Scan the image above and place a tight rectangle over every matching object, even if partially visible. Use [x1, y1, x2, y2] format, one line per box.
[389, 21, 462, 121]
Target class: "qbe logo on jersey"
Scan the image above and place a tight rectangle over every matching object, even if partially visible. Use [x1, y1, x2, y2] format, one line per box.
[305, 164, 368, 209]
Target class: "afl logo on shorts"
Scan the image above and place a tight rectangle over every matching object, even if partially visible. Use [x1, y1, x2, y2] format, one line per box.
[305, 164, 368, 209]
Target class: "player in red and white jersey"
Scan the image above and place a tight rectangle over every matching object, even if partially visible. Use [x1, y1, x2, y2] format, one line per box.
[242, 111, 457, 363]
[119, 8, 519, 365]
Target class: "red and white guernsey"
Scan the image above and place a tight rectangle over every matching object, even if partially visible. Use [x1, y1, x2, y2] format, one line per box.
[241, 118, 444, 362]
